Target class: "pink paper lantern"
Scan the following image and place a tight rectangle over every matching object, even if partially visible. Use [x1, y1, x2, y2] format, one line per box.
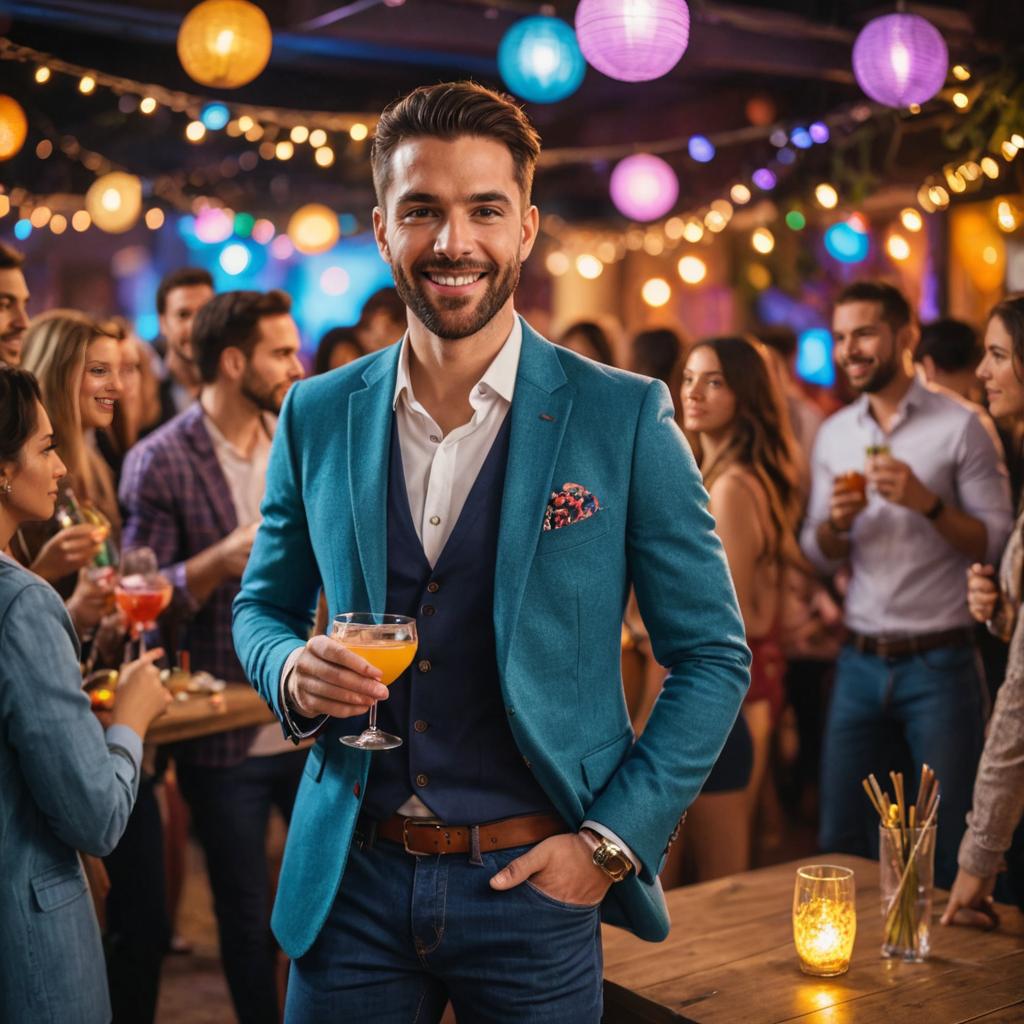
[575, 0, 690, 83]
[852, 13, 948, 109]
[610, 154, 678, 222]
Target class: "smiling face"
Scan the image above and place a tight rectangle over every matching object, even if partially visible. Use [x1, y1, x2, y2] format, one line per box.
[832, 300, 910, 393]
[977, 314, 1024, 419]
[0, 401, 67, 524]
[682, 346, 737, 435]
[0, 267, 30, 367]
[372, 135, 539, 342]
[160, 282, 214, 371]
[78, 334, 123, 430]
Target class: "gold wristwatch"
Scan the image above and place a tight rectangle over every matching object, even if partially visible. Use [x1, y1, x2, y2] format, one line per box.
[581, 829, 634, 882]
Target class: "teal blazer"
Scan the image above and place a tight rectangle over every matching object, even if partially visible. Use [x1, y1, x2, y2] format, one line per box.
[233, 321, 750, 957]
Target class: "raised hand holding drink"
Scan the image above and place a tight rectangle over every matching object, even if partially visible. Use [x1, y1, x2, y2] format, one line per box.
[335, 613, 417, 751]
[116, 547, 172, 657]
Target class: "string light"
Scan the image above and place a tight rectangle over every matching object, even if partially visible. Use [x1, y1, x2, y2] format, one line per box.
[682, 219, 704, 243]
[185, 120, 207, 142]
[139, 96, 157, 114]
[982, 245, 998, 265]
[314, 146, 334, 167]
[785, 210, 806, 230]
[546, 251, 570, 276]
[641, 278, 671, 307]
[815, 183, 839, 209]
[275, 140, 294, 160]
[79, 75, 96, 94]
[730, 184, 751, 205]
[349, 122, 369, 142]
[576, 254, 603, 279]
[145, 208, 165, 229]
[290, 125, 309, 144]
[952, 64, 970, 81]
[35, 66, 50, 83]
[996, 200, 1019, 232]
[237, 114, 254, 132]
[900, 208, 923, 232]
[704, 210, 727, 233]
[664, 217, 685, 240]
[309, 128, 327, 148]
[0, 195, 9, 217]
[29, 206, 51, 228]
[981, 157, 1000, 179]
[752, 227, 775, 254]
[1001, 140, 1018, 160]
[49, 213, 67, 234]
[952, 92, 969, 110]
[35, 139, 52, 159]
[886, 233, 911, 261]
[72, 210, 91, 231]
[677, 255, 707, 284]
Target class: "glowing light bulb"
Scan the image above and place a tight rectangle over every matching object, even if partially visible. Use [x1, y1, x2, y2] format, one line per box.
[730, 184, 751, 205]
[79, 75, 96, 94]
[900, 208, 923, 232]
[546, 251, 570, 276]
[290, 125, 309, 144]
[314, 146, 335, 168]
[275, 140, 294, 160]
[140, 97, 157, 114]
[309, 129, 327, 148]
[886, 233, 910, 261]
[677, 255, 706, 284]
[815, 183, 839, 209]
[952, 92, 969, 110]
[642, 277, 671, 307]
[752, 227, 775, 254]
[350, 123, 369, 142]
[576, 254, 603, 279]
[186, 120, 207, 142]
[35, 67, 51, 84]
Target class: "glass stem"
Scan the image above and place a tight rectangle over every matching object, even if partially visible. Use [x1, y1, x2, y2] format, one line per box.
[367, 700, 379, 733]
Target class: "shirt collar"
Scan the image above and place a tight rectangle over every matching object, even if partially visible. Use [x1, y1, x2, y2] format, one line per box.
[392, 315, 522, 411]
[201, 409, 273, 461]
[854, 375, 926, 427]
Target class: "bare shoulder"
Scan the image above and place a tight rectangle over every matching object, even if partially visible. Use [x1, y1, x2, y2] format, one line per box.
[710, 466, 767, 509]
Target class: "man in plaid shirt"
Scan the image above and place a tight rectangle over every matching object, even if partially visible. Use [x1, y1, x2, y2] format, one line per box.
[120, 289, 305, 1024]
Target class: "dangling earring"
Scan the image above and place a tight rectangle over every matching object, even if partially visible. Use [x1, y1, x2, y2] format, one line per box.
[0, 477, 11, 499]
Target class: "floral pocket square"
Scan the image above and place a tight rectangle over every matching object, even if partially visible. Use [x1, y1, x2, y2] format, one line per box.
[542, 482, 600, 532]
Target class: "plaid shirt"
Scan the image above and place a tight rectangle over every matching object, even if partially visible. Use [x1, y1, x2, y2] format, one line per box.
[120, 403, 261, 767]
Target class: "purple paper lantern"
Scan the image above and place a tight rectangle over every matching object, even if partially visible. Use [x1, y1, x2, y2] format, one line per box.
[575, 0, 690, 83]
[852, 13, 948, 109]
[609, 154, 678, 222]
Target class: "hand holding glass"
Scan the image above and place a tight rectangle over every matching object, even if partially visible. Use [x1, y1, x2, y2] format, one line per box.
[115, 547, 172, 656]
[334, 613, 417, 751]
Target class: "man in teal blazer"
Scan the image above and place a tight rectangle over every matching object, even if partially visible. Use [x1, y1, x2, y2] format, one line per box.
[234, 81, 749, 1022]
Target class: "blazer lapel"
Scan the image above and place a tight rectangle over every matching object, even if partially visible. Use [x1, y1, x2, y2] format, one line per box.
[347, 347, 401, 615]
[181, 406, 237, 537]
[494, 321, 573, 673]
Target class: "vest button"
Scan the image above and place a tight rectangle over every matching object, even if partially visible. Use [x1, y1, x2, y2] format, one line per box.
[415, 773, 429, 787]
[417, 659, 431, 673]
[429, 515, 441, 526]
[426, 581, 440, 594]
[414, 720, 429, 733]
[421, 604, 435, 616]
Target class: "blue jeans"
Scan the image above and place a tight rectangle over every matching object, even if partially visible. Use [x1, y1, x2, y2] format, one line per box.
[819, 643, 985, 889]
[176, 750, 305, 1024]
[285, 837, 603, 1023]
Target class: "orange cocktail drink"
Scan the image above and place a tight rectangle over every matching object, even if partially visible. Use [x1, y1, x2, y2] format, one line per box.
[341, 640, 418, 686]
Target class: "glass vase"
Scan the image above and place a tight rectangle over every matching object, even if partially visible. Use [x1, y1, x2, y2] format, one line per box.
[878, 822, 935, 961]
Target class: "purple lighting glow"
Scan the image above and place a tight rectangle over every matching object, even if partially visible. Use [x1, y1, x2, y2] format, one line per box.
[809, 121, 830, 144]
[752, 168, 777, 191]
[609, 153, 679, 222]
[852, 13, 948, 109]
[575, 0, 690, 83]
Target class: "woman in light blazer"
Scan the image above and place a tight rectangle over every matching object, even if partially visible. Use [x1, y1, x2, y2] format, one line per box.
[0, 366, 169, 1024]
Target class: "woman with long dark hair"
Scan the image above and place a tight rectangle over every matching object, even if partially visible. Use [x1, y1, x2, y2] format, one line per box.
[945, 294, 1024, 926]
[0, 365, 169, 1023]
[680, 335, 803, 877]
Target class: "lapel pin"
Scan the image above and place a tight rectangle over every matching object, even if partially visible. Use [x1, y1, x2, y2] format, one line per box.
[539, 413, 555, 422]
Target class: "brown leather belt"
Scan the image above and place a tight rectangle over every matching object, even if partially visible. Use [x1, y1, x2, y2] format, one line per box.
[846, 626, 975, 659]
[357, 812, 569, 856]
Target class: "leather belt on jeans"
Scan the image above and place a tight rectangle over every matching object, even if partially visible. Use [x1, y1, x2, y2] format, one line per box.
[846, 626, 975, 659]
[356, 811, 569, 856]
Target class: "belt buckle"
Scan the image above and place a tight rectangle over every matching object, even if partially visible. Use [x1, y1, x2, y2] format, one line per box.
[402, 818, 442, 856]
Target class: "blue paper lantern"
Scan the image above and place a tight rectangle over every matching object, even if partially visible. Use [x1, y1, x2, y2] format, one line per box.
[687, 135, 715, 163]
[498, 17, 585, 104]
[825, 220, 870, 263]
[796, 328, 836, 387]
[201, 102, 231, 131]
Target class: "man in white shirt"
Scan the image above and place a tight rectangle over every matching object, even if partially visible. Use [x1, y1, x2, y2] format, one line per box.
[234, 82, 749, 1022]
[121, 289, 305, 1024]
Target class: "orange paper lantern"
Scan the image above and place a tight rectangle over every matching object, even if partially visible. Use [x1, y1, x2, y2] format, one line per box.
[0, 95, 28, 161]
[177, 0, 272, 89]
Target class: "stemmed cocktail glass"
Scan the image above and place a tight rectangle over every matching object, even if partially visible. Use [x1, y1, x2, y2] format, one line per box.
[334, 613, 418, 751]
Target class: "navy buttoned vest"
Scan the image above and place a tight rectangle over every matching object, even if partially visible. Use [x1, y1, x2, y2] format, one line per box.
[361, 416, 556, 824]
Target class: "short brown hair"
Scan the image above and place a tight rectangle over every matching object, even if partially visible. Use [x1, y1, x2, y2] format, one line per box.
[371, 81, 541, 207]
[0, 242, 25, 271]
[835, 280, 913, 333]
[192, 289, 292, 384]
[156, 266, 213, 314]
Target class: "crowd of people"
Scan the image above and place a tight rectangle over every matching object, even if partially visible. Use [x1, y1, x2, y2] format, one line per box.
[1, 78, 1023, 1023]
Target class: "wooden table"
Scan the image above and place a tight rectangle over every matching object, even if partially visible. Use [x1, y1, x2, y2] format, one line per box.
[602, 854, 1024, 1023]
[146, 683, 275, 744]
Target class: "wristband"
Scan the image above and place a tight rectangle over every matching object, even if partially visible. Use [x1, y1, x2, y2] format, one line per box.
[924, 495, 945, 520]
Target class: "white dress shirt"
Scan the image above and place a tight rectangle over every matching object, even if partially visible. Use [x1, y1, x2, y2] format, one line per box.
[800, 378, 1012, 635]
[282, 317, 637, 866]
[203, 410, 310, 757]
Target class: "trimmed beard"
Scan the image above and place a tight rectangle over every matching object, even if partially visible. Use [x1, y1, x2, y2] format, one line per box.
[392, 256, 520, 341]
[241, 368, 285, 414]
[855, 350, 901, 393]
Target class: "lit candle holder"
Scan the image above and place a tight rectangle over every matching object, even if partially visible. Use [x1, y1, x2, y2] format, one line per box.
[793, 865, 856, 976]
